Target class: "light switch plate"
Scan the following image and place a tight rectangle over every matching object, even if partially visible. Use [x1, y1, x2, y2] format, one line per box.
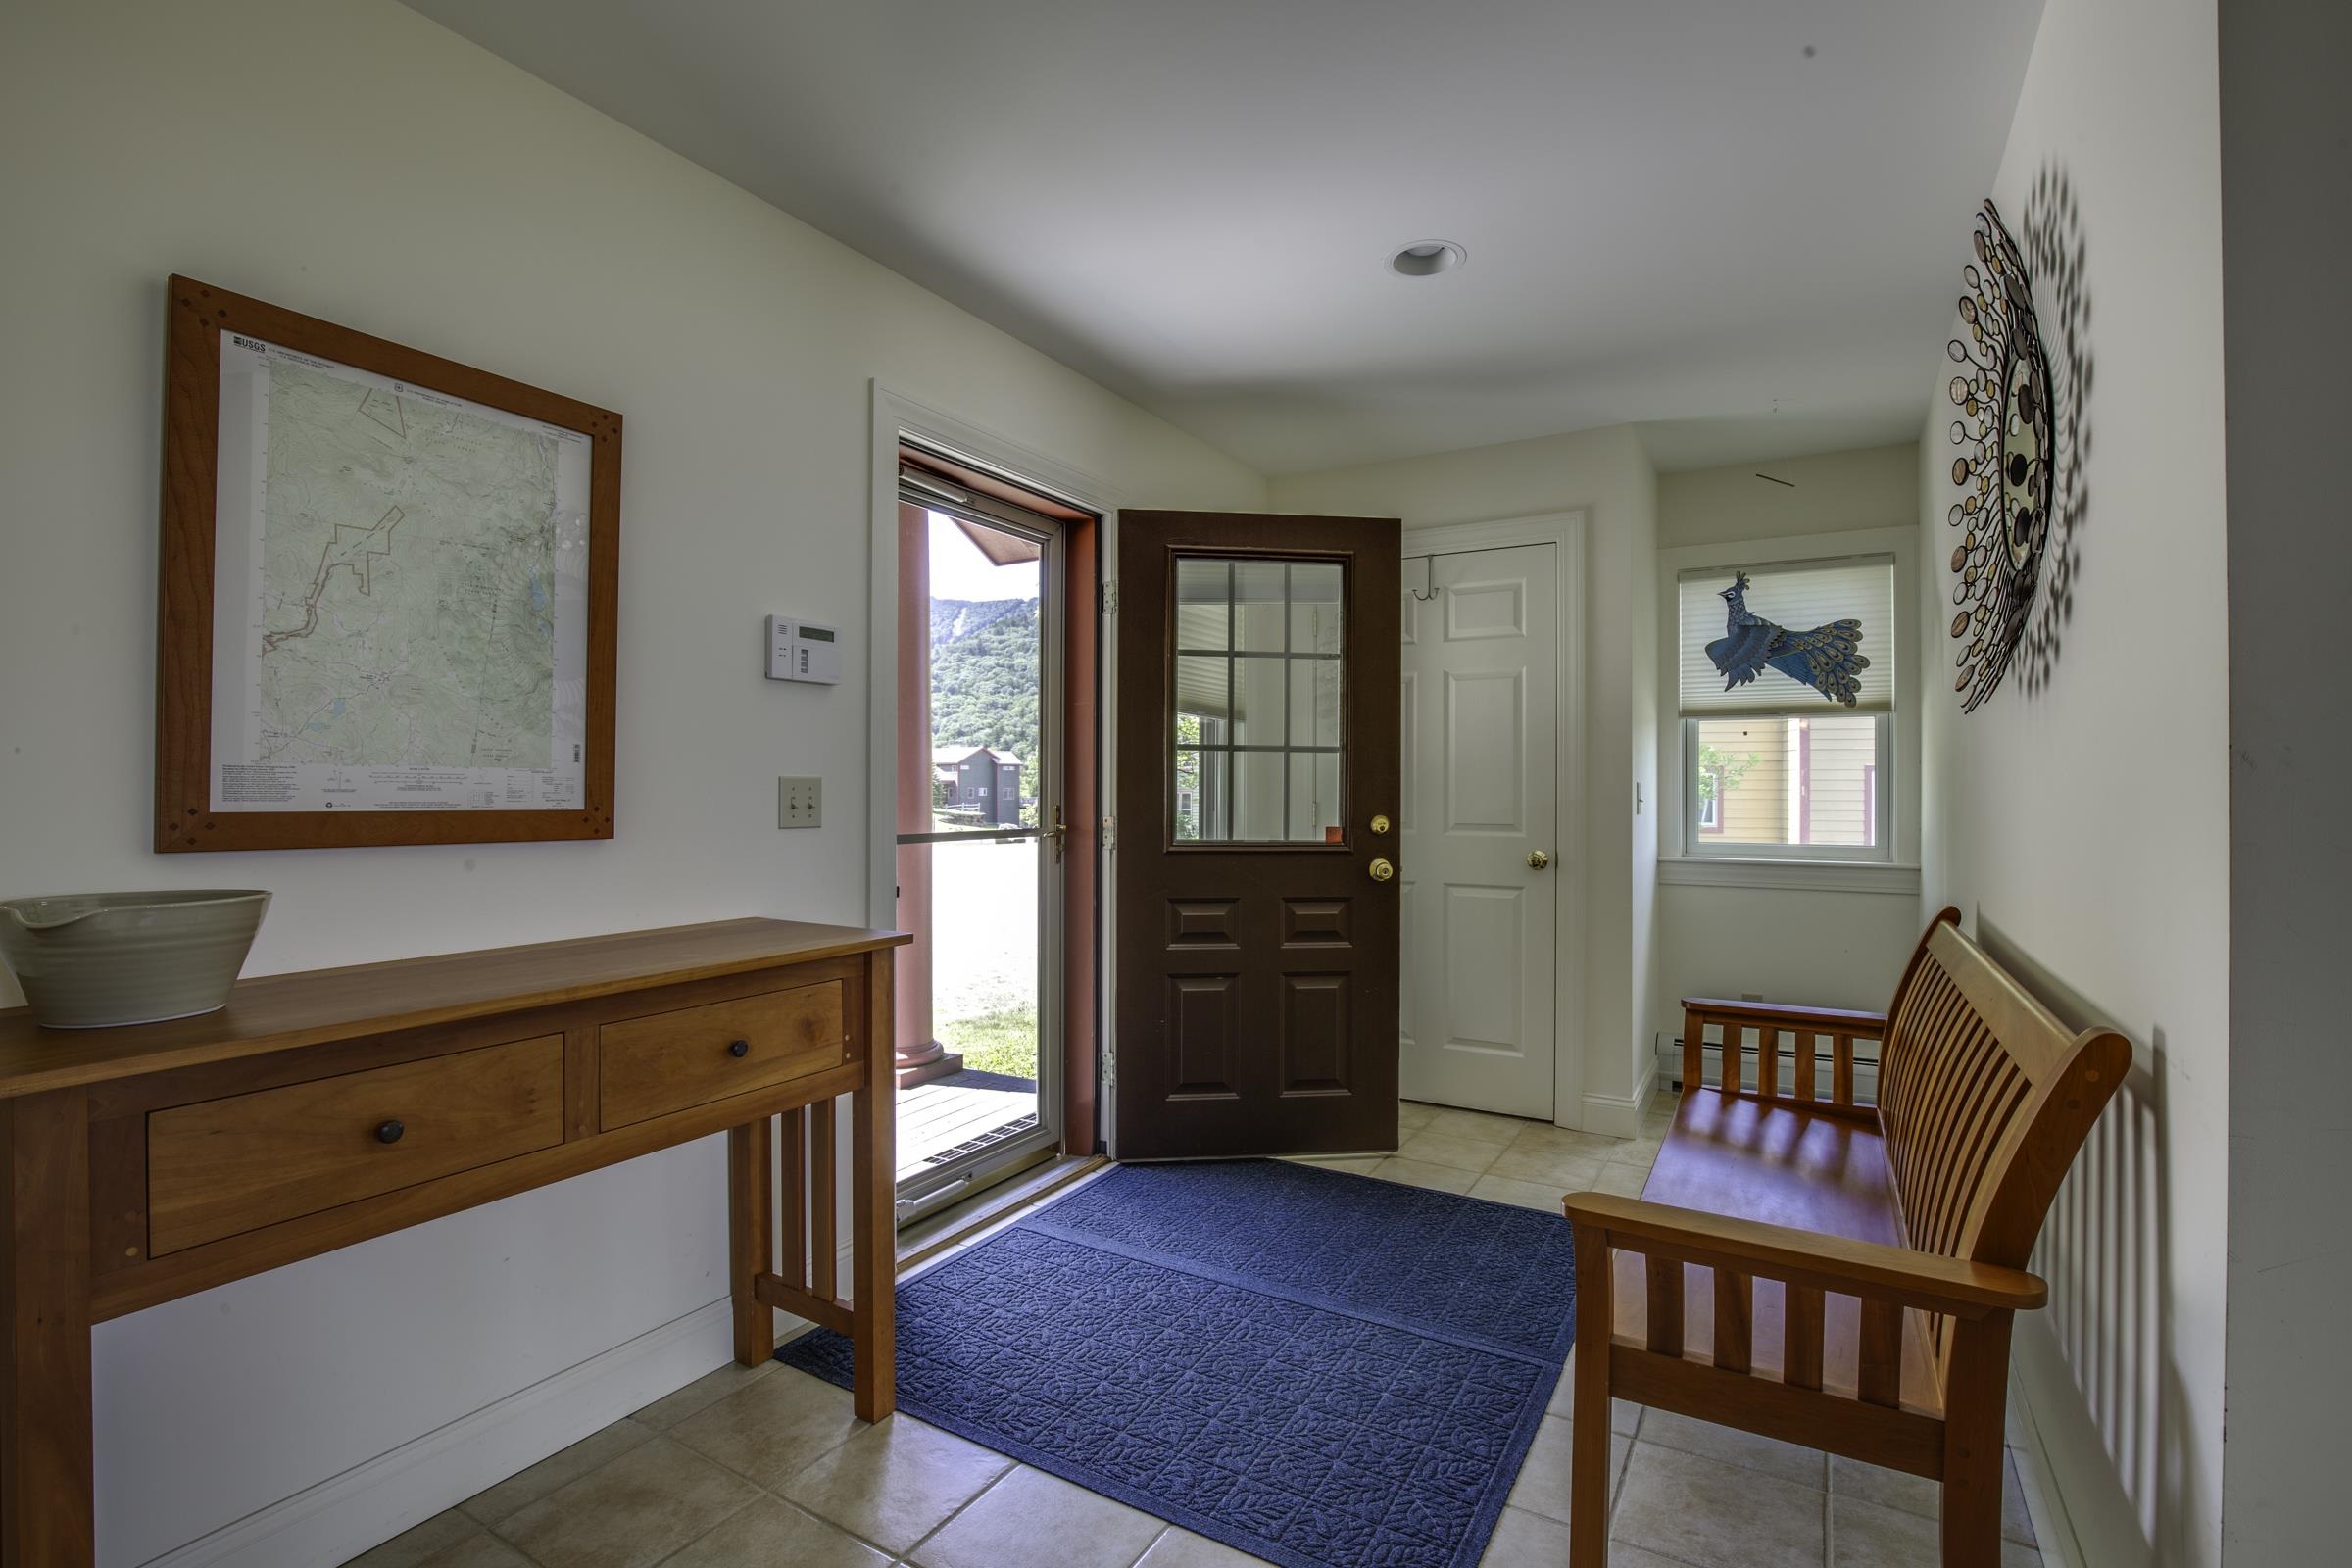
[777, 776, 821, 828]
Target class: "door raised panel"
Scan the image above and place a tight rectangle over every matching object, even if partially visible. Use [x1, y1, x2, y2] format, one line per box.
[1166, 974, 1242, 1098]
[1281, 898, 1352, 948]
[1444, 577, 1528, 641]
[1279, 973, 1352, 1095]
[1166, 898, 1242, 949]
[1444, 884, 1526, 1054]
[1445, 669, 1526, 833]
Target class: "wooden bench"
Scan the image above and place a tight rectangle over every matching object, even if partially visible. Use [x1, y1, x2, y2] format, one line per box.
[1561, 908, 2129, 1566]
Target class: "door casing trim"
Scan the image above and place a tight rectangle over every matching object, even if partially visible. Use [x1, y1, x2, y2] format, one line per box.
[1399, 512, 1589, 1132]
[865, 382, 1123, 1184]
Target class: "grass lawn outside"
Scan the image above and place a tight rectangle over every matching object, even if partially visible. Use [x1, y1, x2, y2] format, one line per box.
[937, 1003, 1038, 1081]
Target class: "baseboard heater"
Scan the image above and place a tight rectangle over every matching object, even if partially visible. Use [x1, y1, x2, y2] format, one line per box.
[1663, 1036, 1884, 1102]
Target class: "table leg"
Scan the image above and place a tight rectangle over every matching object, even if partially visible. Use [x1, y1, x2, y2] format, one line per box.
[1, 1088, 94, 1567]
[727, 1117, 774, 1366]
[851, 950, 898, 1422]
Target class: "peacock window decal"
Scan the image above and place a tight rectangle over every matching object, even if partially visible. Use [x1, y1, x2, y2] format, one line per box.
[1702, 571, 1871, 708]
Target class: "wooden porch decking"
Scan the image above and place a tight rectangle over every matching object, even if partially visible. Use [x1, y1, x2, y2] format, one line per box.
[897, 1076, 1040, 1182]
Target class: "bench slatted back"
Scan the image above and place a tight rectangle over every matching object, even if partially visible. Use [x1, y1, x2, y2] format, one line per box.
[1876, 909, 2132, 1378]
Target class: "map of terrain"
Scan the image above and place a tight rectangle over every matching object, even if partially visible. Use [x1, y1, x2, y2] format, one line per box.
[255, 361, 561, 772]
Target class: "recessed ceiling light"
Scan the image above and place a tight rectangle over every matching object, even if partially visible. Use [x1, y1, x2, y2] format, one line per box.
[1389, 240, 1466, 278]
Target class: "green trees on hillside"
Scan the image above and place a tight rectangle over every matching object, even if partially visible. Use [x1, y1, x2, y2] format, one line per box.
[930, 598, 1040, 813]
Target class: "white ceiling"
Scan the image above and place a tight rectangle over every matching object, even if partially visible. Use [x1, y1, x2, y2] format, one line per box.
[403, 0, 2044, 475]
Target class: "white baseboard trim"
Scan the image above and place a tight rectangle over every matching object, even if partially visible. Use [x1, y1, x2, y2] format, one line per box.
[138, 1299, 736, 1568]
[2009, 1364, 2087, 1568]
[1630, 1059, 1657, 1121]
[2004, 1314, 2153, 1568]
[1579, 1088, 1648, 1140]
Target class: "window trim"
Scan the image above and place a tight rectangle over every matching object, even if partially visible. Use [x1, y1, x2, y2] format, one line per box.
[1657, 523, 1918, 878]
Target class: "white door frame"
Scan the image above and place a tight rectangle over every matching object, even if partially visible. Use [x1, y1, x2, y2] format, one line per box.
[1398, 512, 1588, 1130]
[863, 381, 1126, 1180]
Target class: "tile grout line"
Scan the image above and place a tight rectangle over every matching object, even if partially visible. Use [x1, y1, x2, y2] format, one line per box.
[454, 1120, 1657, 1568]
[891, 1461, 1025, 1567]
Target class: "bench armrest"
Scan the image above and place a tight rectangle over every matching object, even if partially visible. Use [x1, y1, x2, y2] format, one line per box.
[1680, 997, 1887, 1036]
[1562, 1192, 2046, 1317]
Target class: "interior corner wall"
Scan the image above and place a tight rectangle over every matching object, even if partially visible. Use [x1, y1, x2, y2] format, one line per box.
[1916, 0, 2230, 1562]
[2217, 3, 2352, 1562]
[1266, 424, 1660, 1127]
[0, 2, 1264, 1561]
[1652, 444, 1928, 1034]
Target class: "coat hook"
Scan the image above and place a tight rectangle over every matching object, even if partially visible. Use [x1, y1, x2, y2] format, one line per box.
[1405, 556, 1437, 602]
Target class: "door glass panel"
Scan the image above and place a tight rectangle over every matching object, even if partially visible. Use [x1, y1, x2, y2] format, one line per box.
[901, 835, 1042, 1182]
[1287, 752, 1343, 841]
[1174, 655, 1231, 734]
[1234, 561, 1290, 653]
[1289, 562, 1345, 652]
[1289, 657, 1342, 747]
[1169, 555, 1347, 844]
[1174, 558, 1231, 651]
[1231, 750, 1289, 840]
[1229, 656, 1288, 746]
[896, 503, 1056, 1198]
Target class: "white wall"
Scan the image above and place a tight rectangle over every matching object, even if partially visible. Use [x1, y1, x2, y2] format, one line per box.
[1653, 446, 1928, 1032]
[1917, 0, 2230, 1561]
[2217, 3, 2351, 1561]
[1657, 442, 1925, 551]
[0, 2, 1263, 1560]
[1269, 426, 1660, 1128]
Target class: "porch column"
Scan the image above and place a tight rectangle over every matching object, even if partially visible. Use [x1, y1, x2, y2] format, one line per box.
[894, 501, 960, 1087]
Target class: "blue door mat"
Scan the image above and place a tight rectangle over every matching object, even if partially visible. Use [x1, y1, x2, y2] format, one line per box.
[779, 1159, 1577, 1568]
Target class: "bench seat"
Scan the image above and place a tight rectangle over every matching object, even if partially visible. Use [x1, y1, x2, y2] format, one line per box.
[1562, 909, 2132, 1566]
[1611, 1089, 1939, 1413]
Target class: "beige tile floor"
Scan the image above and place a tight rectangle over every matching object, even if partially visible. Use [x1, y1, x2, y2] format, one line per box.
[351, 1099, 2049, 1568]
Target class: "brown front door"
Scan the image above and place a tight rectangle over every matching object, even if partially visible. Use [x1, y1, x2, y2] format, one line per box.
[1112, 511, 1402, 1159]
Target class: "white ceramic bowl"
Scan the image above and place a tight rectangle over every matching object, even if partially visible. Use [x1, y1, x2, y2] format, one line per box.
[0, 890, 271, 1029]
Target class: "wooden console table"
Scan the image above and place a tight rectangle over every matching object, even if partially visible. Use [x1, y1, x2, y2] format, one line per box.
[0, 917, 907, 1566]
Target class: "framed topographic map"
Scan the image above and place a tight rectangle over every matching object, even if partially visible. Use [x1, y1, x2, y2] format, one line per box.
[157, 276, 620, 851]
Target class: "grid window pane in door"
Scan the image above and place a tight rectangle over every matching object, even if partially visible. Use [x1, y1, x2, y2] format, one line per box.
[1170, 557, 1346, 843]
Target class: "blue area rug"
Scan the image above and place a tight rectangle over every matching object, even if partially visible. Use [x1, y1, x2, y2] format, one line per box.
[779, 1160, 1577, 1568]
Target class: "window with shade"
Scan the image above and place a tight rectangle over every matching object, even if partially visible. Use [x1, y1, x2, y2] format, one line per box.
[1677, 555, 1895, 859]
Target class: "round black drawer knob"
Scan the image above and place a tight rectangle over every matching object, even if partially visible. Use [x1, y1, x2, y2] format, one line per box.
[376, 1119, 405, 1145]
[728, 1039, 751, 1058]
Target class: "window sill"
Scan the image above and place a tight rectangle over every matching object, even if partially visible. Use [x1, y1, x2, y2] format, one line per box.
[1658, 858, 1922, 896]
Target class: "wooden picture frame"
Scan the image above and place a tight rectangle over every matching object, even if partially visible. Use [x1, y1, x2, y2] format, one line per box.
[157, 276, 620, 852]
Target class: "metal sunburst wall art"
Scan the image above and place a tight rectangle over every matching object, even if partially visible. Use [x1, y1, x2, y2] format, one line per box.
[1946, 198, 2056, 712]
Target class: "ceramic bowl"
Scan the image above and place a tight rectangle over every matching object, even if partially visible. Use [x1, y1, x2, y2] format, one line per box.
[0, 890, 271, 1029]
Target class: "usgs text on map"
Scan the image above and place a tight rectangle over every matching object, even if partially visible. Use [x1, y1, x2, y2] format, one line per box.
[209, 334, 591, 812]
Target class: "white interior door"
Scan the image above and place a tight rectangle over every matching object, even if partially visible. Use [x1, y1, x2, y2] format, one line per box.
[1399, 543, 1559, 1118]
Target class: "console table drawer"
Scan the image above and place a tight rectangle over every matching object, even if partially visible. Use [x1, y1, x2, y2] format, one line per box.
[599, 981, 848, 1130]
[146, 1035, 565, 1255]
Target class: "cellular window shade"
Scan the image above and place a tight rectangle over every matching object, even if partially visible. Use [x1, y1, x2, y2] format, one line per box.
[1678, 555, 1895, 716]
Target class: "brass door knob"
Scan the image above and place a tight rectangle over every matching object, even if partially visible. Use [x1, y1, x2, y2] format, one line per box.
[1369, 858, 1396, 883]
[1527, 850, 1551, 870]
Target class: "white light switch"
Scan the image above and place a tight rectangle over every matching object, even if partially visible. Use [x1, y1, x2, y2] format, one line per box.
[777, 776, 821, 828]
